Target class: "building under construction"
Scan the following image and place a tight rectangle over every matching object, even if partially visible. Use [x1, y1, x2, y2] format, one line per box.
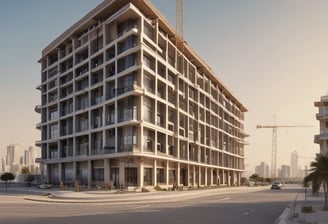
[35, 0, 248, 190]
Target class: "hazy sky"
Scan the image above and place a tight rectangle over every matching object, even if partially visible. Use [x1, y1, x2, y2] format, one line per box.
[0, 0, 326, 174]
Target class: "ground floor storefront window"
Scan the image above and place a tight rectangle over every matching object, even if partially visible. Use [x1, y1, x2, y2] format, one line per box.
[125, 167, 137, 186]
[144, 168, 152, 185]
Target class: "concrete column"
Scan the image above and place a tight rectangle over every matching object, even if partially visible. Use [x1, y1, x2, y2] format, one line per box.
[87, 160, 92, 190]
[119, 161, 125, 188]
[177, 162, 180, 185]
[198, 166, 201, 186]
[166, 160, 169, 186]
[227, 170, 231, 186]
[153, 159, 157, 186]
[204, 167, 208, 186]
[237, 172, 240, 186]
[73, 161, 77, 183]
[187, 164, 190, 186]
[192, 165, 196, 187]
[45, 164, 50, 184]
[58, 163, 63, 184]
[210, 168, 213, 186]
[139, 160, 144, 188]
[222, 170, 225, 185]
[104, 159, 109, 185]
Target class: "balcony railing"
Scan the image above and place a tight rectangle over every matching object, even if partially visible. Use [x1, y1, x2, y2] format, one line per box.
[316, 112, 328, 119]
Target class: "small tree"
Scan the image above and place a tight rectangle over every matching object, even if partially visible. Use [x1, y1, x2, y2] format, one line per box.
[264, 178, 272, 183]
[249, 174, 260, 182]
[1, 172, 15, 192]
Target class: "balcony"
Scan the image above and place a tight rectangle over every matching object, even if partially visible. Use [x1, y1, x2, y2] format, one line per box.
[316, 111, 328, 120]
[314, 130, 328, 143]
[34, 105, 41, 113]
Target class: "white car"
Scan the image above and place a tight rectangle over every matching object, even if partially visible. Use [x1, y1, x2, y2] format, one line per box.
[271, 182, 283, 190]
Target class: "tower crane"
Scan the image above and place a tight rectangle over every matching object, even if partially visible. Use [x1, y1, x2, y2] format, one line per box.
[256, 124, 312, 178]
[176, 0, 183, 38]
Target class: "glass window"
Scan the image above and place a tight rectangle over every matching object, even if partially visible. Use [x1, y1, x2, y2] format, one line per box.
[157, 168, 165, 184]
[144, 168, 152, 186]
[125, 167, 137, 186]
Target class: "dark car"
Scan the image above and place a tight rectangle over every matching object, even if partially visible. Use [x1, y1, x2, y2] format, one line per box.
[271, 182, 282, 190]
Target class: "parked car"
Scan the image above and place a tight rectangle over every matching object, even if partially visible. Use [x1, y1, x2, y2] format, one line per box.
[271, 182, 282, 190]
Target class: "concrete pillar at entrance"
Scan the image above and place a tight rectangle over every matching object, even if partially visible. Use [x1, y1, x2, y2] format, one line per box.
[58, 163, 63, 184]
[177, 162, 180, 185]
[198, 166, 201, 186]
[237, 172, 240, 186]
[231, 171, 235, 186]
[165, 160, 169, 186]
[119, 161, 125, 188]
[222, 170, 225, 185]
[73, 161, 77, 183]
[192, 165, 196, 187]
[204, 167, 207, 186]
[87, 160, 92, 190]
[210, 168, 213, 186]
[139, 161, 144, 189]
[104, 159, 109, 185]
[187, 164, 190, 186]
[153, 160, 157, 186]
[227, 170, 231, 186]
[46, 164, 50, 184]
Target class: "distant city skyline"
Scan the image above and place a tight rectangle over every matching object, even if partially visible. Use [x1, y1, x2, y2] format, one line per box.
[0, 0, 326, 173]
[1, 144, 39, 174]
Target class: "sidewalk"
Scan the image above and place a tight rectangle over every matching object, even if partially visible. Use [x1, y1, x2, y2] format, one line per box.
[279, 190, 328, 224]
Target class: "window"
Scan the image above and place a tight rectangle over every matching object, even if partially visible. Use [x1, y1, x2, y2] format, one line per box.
[50, 124, 59, 139]
[143, 97, 153, 123]
[125, 167, 137, 186]
[144, 168, 152, 186]
[92, 168, 104, 181]
[157, 168, 165, 184]
[117, 53, 136, 73]
[49, 108, 58, 120]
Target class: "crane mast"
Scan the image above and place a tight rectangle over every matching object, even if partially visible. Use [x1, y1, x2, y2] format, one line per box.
[256, 124, 312, 178]
[176, 0, 183, 38]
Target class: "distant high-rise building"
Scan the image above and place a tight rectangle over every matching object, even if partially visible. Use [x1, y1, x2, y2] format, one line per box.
[290, 151, 298, 178]
[278, 165, 290, 178]
[255, 162, 269, 178]
[23, 146, 39, 174]
[314, 95, 328, 155]
[6, 144, 19, 166]
[1, 157, 5, 172]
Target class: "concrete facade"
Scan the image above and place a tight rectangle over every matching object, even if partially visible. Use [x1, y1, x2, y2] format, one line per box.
[314, 95, 328, 155]
[36, 0, 248, 190]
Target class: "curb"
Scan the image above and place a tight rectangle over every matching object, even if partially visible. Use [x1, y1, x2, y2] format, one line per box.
[274, 206, 291, 224]
[23, 186, 269, 204]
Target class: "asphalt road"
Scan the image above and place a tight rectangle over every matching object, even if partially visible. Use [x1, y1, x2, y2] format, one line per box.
[0, 185, 301, 224]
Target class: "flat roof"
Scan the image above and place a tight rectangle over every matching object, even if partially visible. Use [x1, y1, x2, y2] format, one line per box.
[41, 0, 247, 112]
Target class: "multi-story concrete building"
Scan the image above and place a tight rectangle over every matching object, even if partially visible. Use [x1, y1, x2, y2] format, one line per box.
[35, 0, 248, 189]
[314, 95, 328, 155]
